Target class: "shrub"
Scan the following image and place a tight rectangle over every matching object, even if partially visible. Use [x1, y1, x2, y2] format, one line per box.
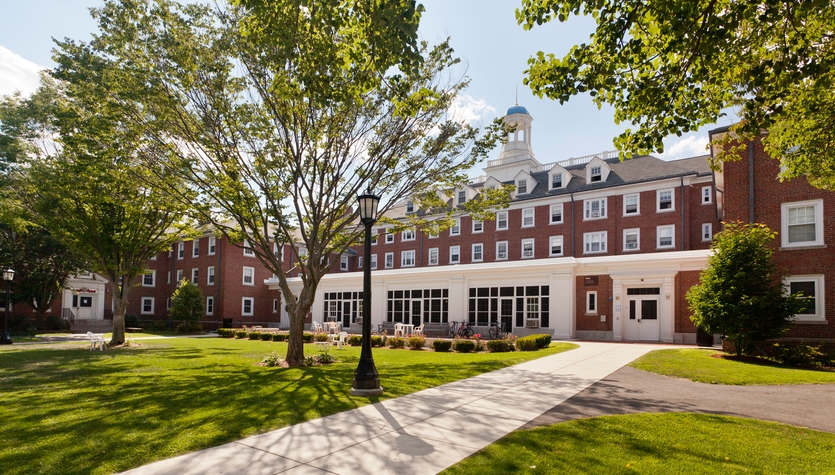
[248, 331, 262, 340]
[271, 332, 286, 342]
[388, 336, 406, 349]
[169, 279, 204, 322]
[472, 337, 485, 352]
[773, 343, 828, 367]
[316, 353, 336, 365]
[314, 332, 329, 342]
[175, 321, 204, 333]
[261, 351, 284, 367]
[217, 328, 233, 338]
[302, 355, 317, 366]
[235, 330, 247, 338]
[407, 335, 426, 350]
[348, 335, 363, 346]
[487, 339, 514, 352]
[515, 335, 539, 351]
[148, 320, 170, 331]
[532, 334, 552, 349]
[124, 314, 140, 328]
[260, 332, 273, 341]
[302, 332, 314, 343]
[371, 335, 383, 347]
[44, 315, 68, 331]
[453, 338, 476, 353]
[433, 339, 452, 352]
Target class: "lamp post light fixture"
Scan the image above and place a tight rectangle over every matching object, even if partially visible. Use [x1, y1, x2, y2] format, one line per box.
[1, 268, 14, 345]
[351, 189, 383, 396]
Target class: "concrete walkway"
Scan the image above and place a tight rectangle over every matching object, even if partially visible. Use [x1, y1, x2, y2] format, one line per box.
[120, 341, 667, 475]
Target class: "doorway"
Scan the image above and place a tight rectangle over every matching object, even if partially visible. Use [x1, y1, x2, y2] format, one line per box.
[624, 288, 660, 341]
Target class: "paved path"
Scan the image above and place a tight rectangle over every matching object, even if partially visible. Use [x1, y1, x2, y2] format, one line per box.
[524, 365, 835, 433]
[120, 342, 666, 475]
[11, 333, 216, 345]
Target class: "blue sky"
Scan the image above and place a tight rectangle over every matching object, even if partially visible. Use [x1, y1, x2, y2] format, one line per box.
[0, 0, 732, 164]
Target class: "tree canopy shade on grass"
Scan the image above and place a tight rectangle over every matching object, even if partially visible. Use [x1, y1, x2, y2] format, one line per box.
[1, 77, 193, 345]
[440, 413, 835, 475]
[56, 0, 513, 365]
[0, 338, 576, 475]
[516, 0, 835, 189]
[686, 222, 801, 356]
[630, 349, 835, 385]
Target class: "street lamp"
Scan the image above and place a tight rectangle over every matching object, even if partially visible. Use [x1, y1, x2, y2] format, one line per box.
[351, 189, 383, 396]
[1, 268, 14, 345]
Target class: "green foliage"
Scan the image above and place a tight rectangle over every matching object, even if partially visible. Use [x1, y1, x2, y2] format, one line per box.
[234, 330, 247, 339]
[687, 222, 801, 356]
[315, 353, 336, 365]
[302, 332, 315, 343]
[314, 332, 329, 342]
[371, 335, 384, 347]
[348, 335, 363, 346]
[452, 338, 476, 353]
[271, 332, 286, 342]
[261, 351, 284, 367]
[169, 279, 204, 322]
[529, 334, 552, 349]
[174, 321, 204, 333]
[407, 335, 426, 350]
[517, 0, 835, 189]
[487, 339, 515, 353]
[772, 343, 834, 368]
[515, 336, 539, 352]
[433, 339, 452, 352]
[216, 328, 234, 338]
[388, 336, 406, 349]
[124, 315, 140, 328]
[247, 331, 262, 340]
[259, 332, 272, 341]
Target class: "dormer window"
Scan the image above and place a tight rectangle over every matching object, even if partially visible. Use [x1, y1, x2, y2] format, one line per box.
[517, 179, 527, 194]
[590, 166, 602, 182]
[406, 199, 414, 213]
[551, 173, 562, 189]
[457, 190, 466, 204]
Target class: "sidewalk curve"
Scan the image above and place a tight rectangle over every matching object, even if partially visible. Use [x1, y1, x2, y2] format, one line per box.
[120, 341, 669, 475]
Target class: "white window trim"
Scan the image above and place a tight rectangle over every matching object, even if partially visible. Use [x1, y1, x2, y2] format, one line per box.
[521, 208, 535, 228]
[206, 296, 214, 316]
[402, 229, 416, 241]
[549, 235, 563, 257]
[550, 203, 563, 225]
[516, 179, 528, 195]
[702, 223, 713, 242]
[657, 225, 676, 249]
[623, 228, 640, 252]
[656, 189, 675, 213]
[583, 231, 608, 254]
[702, 186, 713, 204]
[496, 211, 509, 231]
[178, 242, 185, 260]
[550, 172, 563, 190]
[472, 243, 483, 262]
[208, 236, 216, 255]
[272, 299, 278, 313]
[623, 193, 640, 216]
[358, 256, 363, 268]
[371, 254, 378, 270]
[191, 268, 199, 284]
[401, 250, 416, 267]
[385, 231, 395, 243]
[521, 238, 535, 259]
[142, 271, 156, 287]
[167, 271, 171, 285]
[428, 247, 439, 266]
[176, 269, 184, 283]
[584, 198, 607, 220]
[192, 239, 199, 257]
[141, 297, 155, 315]
[472, 219, 483, 234]
[780, 199, 825, 248]
[457, 190, 467, 204]
[586, 291, 598, 314]
[496, 241, 508, 261]
[385, 252, 394, 269]
[406, 199, 414, 213]
[450, 218, 461, 236]
[784, 275, 825, 322]
[243, 240, 255, 256]
[450, 245, 460, 264]
[241, 297, 254, 316]
[207, 266, 215, 285]
[340, 255, 349, 270]
[242, 266, 255, 286]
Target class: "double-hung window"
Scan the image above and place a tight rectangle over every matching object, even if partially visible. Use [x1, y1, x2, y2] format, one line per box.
[657, 189, 674, 212]
[624, 229, 640, 251]
[450, 246, 460, 264]
[370, 254, 377, 270]
[781, 200, 824, 248]
[208, 236, 216, 255]
[549, 236, 563, 256]
[590, 166, 602, 182]
[401, 250, 415, 267]
[402, 229, 415, 241]
[241, 297, 253, 316]
[206, 296, 214, 315]
[450, 218, 461, 236]
[551, 173, 562, 189]
[340, 255, 349, 270]
[207, 266, 215, 285]
[385, 231, 394, 244]
[784, 275, 825, 322]
[385, 252, 394, 268]
[458, 190, 467, 204]
[550, 204, 563, 224]
[141, 297, 154, 314]
[191, 268, 199, 284]
[584, 198, 607, 220]
[521, 238, 535, 258]
[472, 243, 483, 262]
[657, 225, 675, 249]
[178, 242, 184, 259]
[192, 239, 199, 257]
[242, 266, 255, 285]
[522, 208, 535, 227]
[702, 223, 713, 242]
[406, 199, 414, 213]
[496, 241, 508, 260]
[496, 211, 508, 230]
[624, 194, 639, 215]
[702, 186, 712, 204]
[472, 220, 483, 233]
[243, 241, 255, 256]
[517, 179, 527, 194]
[428, 248, 439, 265]
[584, 232, 607, 254]
[142, 271, 155, 287]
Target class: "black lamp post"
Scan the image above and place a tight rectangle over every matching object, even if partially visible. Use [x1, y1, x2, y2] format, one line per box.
[351, 189, 383, 396]
[1, 268, 14, 345]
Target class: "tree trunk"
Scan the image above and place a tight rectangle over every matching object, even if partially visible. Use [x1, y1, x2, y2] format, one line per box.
[110, 292, 127, 345]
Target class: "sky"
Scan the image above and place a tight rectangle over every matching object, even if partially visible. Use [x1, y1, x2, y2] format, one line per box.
[0, 0, 735, 165]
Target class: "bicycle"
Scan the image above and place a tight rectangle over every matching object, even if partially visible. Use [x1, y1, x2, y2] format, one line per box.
[488, 321, 504, 340]
[457, 321, 474, 338]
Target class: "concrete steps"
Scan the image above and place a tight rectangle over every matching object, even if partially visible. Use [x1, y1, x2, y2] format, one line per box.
[72, 319, 112, 333]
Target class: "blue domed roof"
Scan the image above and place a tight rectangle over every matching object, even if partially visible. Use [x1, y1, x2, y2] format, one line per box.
[506, 105, 530, 116]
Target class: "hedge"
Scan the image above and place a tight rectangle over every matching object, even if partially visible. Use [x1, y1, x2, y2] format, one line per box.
[433, 339, 452, 352]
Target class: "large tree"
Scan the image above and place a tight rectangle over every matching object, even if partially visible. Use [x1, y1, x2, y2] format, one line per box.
[517, 0, 835, 189]
[57, 0, 511, 365]
[0, 226, 87, 328]
[686, 222, 802, 356]
[3, 76, 192, 345]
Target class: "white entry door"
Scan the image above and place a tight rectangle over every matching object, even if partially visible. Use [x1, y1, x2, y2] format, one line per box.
[625, 295, 660, 341]
[73, 294, 97, 319]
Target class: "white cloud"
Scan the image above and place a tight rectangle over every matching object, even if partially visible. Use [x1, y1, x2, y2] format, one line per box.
[658, 134, 709, 160]
[448, 95, 496, 126]
[0, 46, 43, 98]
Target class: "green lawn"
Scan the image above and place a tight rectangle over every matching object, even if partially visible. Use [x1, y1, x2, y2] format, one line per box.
[441, 413, 835, 475]
[629, 349, 835, 385]
[0, 337, 576, 475]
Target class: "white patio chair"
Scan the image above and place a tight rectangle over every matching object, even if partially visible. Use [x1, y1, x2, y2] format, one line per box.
[413, 324, 424, 337]
[394, 323, 404, 337]
[313, 322, 323, 333]
[87, 331, 105, 351]
[328, 331, 349, 350]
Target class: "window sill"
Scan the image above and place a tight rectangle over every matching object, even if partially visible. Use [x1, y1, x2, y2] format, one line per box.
[521, 225, 535, 228]
[623, 248, 640, 252]
[701, 202, 712, 206]
[779, 244, 827, 251]
[521, 256, 535, 259]
[656, 246, 675, 251]
[583, 217, 607, 221]
[549, 221, 564, 225]
[549, 254, 564, 258]
[585, 312, 598, 316]
[583, 251, 607, 255]
[791, 318, 827, 324]
[622, 213, 640, 217]
[496, 228, 508, 232]
[656, 209, 675, 213]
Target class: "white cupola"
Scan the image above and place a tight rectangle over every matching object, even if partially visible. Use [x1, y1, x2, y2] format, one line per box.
[483, 105, 542, 182]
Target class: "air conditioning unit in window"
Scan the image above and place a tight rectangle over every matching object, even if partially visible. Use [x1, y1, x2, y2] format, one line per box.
[526, 319, 539, 328]
[591, 211, 600, 218]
